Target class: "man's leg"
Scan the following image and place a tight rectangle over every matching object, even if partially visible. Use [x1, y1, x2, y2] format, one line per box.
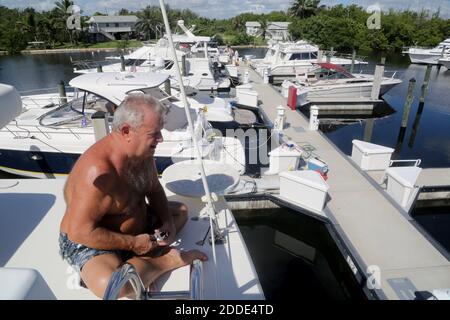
[168, 201, 188, 233]
[80, 253, 123, 298]
[130, 201, 206, 292]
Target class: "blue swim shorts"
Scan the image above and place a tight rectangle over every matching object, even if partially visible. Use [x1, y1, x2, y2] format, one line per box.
[58, 232, 132, 272]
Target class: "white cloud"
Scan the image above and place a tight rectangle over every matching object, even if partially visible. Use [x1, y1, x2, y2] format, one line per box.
[0, 0, 448, 18]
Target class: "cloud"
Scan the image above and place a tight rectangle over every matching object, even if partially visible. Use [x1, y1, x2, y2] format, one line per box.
[0, 0, 448, 18]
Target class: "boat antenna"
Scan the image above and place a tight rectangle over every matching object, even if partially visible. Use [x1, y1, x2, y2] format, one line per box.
[158, 0, 221, 298]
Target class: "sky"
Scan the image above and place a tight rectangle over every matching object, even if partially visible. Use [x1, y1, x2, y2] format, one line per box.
[1, 0, 449, 19]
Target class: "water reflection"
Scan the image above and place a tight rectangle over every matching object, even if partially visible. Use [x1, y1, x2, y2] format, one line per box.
[234, 208, 367, 300]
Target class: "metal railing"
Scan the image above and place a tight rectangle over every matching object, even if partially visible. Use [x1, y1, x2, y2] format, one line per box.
[103, 259, 204, 300]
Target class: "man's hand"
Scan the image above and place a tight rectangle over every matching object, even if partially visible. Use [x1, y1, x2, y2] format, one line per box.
[155, 220, 176, 246]
[132, 234, 155, 255]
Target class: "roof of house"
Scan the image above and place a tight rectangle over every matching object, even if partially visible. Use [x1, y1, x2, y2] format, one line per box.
[267, 22, 290, 30]
[88, 15, 138, 24]
[245, 21, 261, 27]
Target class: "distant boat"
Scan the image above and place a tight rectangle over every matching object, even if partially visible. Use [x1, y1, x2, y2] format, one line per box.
[282, 62, 402, 106]
[0, 73, 246, 178]
[403, 38, 450, 64]
[438, 56, 450, 69]
[249, 40, 367, 79]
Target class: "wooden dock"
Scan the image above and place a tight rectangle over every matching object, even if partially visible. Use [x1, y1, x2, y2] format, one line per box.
[237, 63, 450, 300]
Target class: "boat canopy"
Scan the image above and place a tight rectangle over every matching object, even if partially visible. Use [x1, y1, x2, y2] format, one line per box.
[69, 72, 170, 106]
[315, 62, 354, 78]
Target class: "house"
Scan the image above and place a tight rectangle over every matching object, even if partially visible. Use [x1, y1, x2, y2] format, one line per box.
[266, 22, 291, 41]
[245, 21, 291, 40]
[245, 21, 261, 36]
[88, 15, 138, 41]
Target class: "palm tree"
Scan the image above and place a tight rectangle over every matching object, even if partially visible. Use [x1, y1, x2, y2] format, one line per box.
[135, 6, 159, 40]
[54, 0, 74, 44]
[232, 15, 245, 31]
[289, 0, 321, 19]
[258, 18, 268, 40]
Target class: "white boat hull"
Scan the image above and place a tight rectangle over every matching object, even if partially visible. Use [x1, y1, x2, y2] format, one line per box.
[438, 58, 450, 69]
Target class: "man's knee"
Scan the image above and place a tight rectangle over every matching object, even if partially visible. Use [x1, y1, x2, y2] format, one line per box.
[169, 201, 188, 231]
[169, 201, 188, 217]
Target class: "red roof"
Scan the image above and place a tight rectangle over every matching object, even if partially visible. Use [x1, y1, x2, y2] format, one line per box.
[315, 62, 354, 78]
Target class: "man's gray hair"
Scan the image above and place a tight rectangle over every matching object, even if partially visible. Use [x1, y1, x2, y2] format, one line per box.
[112, 92, 166, 131]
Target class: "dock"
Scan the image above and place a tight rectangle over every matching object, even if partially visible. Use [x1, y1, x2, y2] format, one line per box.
[235, 64, 450, 300]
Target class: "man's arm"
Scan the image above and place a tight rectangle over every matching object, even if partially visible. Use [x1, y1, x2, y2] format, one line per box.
[66, 170, 153, 255]
[146, 160, 174, 226]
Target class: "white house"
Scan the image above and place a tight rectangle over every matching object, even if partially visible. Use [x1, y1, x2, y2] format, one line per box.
[245, 21, 261, 36]
[88, 15, 138, 41]
[245, 21, 291, 40]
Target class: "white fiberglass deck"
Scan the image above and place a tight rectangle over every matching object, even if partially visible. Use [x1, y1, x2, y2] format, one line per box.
[239, 64, 450, 300]
[0, 179, 263, 300]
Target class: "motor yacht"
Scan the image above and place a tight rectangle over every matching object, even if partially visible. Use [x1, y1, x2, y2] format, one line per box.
[403, 38, 450, 64]
[0, 73, 246, 178]
[249, 40, 367, 79]
[0, 83, 264, 300]
[281, 62, 402, 106]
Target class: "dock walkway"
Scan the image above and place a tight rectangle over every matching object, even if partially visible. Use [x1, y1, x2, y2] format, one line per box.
[238, 64, 450, 300]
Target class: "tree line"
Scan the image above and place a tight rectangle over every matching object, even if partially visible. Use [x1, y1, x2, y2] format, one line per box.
[0, 0, 449, 54]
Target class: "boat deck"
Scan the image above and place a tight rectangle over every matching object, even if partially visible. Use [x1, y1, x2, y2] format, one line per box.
[0, 179, 264, 300]
[238, 64, 450, 300]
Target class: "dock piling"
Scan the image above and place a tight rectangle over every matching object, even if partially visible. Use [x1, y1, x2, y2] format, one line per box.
[164, 78, 171, 95]
[393, 78, 416, 158]
[181, 55, 187, 76]
[92, 111, 110, 141]
[408, 101, 425, 148]
[58, 80, 67, 104]
[120, 55, 125, 72]
[363, 118, 375, 142]
[309, 106, 319, 131]
[401, 78, 416, 129]
[370, 62, 385, 100]
[420, 64, 432, 103]
[350, 49, 356, 73]
[317, 50, 323, 63]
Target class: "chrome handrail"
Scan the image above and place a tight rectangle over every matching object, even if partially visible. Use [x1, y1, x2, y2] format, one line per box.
[389, 159, 421, 167]
[103, 263, 146, 300]
[103, 259, 204, 300]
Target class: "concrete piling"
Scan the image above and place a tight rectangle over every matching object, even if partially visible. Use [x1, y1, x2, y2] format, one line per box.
[120, 55, 125, 72]
[164, 78, 171, 95]
[350, 49, 356, 74]
[420, 64, 432, 103]
[181, 55, 187, 77]
[58, 80, 67, 104]
[401, 78, 416, 129]
[370, 62, 385, 100]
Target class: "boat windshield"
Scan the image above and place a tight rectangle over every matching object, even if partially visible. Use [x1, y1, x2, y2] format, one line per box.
[290, 52, 315, 60]
[316, 68, 353, 80]
[39, 91, 116, 127]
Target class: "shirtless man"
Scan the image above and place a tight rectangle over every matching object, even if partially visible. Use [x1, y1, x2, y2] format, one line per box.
[59, 93, 207, 299]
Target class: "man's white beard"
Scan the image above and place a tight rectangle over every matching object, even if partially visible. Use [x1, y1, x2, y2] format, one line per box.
[123, 159, 152, 196]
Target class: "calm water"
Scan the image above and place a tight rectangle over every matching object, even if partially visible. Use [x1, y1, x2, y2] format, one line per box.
[234, 207, 368, 300]
[0, 51, 114, 92]
[241, 48, 450, 167]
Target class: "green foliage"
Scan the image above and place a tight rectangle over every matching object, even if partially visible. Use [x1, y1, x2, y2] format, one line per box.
[288, 4, 450, 52]
[0, 2, 449, 54]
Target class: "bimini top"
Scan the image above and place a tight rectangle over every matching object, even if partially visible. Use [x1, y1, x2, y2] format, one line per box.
[69, 72, 170, 106]
[315, 62, 354, 78]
